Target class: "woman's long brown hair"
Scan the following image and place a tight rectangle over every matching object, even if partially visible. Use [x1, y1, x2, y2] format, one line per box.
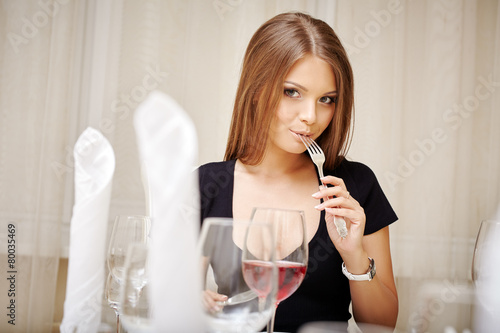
[224, 12, 354, 170]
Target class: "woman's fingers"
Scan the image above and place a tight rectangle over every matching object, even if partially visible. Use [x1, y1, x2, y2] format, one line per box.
[203, 290, 228, 313]
[313, 195, 353, 210]
[320, 175, 346, 190]
[311, 176, 366, 244]
[312, 183, 350, 201]
[325, 207, 363, 225]
[310, 177, 368, 256]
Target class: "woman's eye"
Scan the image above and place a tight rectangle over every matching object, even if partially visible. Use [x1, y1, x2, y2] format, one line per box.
[320, 96, 337, 104]
[284, 89, 300, 98]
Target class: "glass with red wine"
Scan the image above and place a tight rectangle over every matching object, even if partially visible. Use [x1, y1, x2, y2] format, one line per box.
[244, 208, 308, 333]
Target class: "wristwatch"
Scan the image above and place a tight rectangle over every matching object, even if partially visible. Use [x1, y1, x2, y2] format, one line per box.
[342, 257, 376, 281]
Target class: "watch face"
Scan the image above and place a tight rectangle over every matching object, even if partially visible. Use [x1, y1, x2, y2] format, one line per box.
[368, 258, 376, 280]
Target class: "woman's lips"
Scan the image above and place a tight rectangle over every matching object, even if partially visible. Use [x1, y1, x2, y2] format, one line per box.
[290, 130, 311, 141]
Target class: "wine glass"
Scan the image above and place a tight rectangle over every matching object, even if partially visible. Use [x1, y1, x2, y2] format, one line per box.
[104, 273, 121, 329]
[106, 215, 150, 332]
[250, 208, 308, 333]
[472, 220, 500, 333]
[120, 242, 153, 333]
[472, 219, 500, 285]
[198, 217, 278, 333]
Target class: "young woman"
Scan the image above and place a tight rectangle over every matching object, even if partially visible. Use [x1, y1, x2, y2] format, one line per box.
[198, 12, 398, 332]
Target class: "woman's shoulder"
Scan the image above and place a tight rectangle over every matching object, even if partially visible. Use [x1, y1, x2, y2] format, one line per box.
[197, 160, 236, 189]
[198, 159, 236, 174]
[333, 158, 378, 181]
[198, 160, 235, 219]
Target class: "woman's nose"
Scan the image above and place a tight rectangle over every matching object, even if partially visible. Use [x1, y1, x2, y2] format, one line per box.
[298, 101, 317, 124]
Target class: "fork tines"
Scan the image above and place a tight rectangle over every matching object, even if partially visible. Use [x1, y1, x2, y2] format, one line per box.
[300, 135, 322, 155]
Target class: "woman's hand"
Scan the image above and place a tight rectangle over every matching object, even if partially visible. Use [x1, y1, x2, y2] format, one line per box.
[312, 175, 366, 257]
[202, 289, 228, 314]
[313, 176, 399, 327]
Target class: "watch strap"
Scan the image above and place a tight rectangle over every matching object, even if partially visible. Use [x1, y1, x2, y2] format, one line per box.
[341, 257, 376, 281]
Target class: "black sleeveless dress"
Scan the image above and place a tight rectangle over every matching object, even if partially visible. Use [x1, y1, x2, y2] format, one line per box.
[198, 159, 398, 332]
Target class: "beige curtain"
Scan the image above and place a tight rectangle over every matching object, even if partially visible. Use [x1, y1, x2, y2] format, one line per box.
[0, 0, 81, 331]
[0, 0, 498, 332]
[334, 1, 500, 330]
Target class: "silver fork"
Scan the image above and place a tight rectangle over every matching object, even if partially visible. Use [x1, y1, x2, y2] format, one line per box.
[299, 135, 348, 239]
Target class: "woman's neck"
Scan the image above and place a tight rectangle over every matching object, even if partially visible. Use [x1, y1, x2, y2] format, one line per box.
[239, 148, 312, 178]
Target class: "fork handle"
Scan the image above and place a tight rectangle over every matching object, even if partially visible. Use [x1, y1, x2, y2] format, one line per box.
[318, 170, 329, 198]
[320, 180, 348, 239]
[318, 171, 348, 238]
[334, 216, 348, 239]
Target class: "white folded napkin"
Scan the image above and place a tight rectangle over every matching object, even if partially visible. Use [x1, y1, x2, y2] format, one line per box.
[60, 127, 115, 333]
[134, 91, 204, 332]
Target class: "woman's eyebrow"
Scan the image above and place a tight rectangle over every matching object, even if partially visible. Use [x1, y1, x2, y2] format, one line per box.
[284, 80, 337, 95]
[284, 80, 308, 92]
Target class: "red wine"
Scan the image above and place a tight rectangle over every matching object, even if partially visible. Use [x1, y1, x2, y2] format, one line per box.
[242, 260, 274, 298]
[275, 260, 307, 302]
[242, 260, 307, 303]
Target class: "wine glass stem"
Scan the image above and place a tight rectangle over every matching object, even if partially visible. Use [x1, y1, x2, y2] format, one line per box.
[267, 306, 277, 333]
[116, 313, 120, 333]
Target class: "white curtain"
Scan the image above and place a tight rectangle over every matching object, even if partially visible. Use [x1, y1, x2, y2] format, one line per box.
[0, 0, 498, 332]
[0, 0, 82, 331]
[334, 1, 500, 330]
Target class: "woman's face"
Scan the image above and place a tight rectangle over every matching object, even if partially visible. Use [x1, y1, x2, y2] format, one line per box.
[269, 54, 337, 155]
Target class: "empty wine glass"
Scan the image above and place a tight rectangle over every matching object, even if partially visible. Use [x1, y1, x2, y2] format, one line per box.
[472, 220, 500, 285]
[198, 217, 278, 333]
[472, 220, 500, 332]
[250, 208, 308, 333]
[120, 242, 152, 333]
[106, 215, 150, 333]
[104, 273, 121, 329]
